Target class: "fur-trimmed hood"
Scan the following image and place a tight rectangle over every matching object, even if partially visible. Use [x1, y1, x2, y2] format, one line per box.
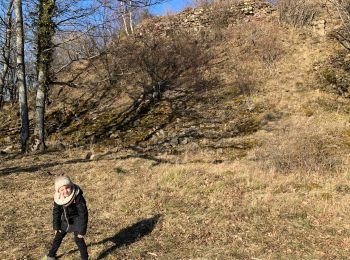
[54, 185, 81, 207]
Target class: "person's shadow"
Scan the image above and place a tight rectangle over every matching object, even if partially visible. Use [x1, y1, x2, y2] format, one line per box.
[58, 214, 162, 259]
[95, 214, 162, 259]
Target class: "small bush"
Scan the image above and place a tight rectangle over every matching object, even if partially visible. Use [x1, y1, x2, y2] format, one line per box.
[277, 0, 318, 27]
[233, 63, 258, 96]
[301, 104, 315, 117]
[321, 68, 337, 85]
[254, 26, 285, 68]
[114, 167, 128, 176]
[254, 124, 343, 174]
[230, 23, 284, 69]
[318, 65, 350, 97]
[227, 23, 284, 95]
[128, 29, 208, 99]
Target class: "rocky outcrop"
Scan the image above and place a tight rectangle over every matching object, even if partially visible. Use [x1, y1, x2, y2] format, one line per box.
[137, 1, 274, 36]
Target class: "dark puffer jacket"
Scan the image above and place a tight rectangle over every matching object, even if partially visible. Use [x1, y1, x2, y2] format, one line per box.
[53, 189, 88, 235]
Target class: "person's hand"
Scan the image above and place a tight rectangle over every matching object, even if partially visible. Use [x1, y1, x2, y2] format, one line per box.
[54, 230, 61, 235]
[77, 234, 83, 238]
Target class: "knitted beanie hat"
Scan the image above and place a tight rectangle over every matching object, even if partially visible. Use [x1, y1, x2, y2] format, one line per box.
[54, 176, 73, 192]
[54, 176, 80, 206]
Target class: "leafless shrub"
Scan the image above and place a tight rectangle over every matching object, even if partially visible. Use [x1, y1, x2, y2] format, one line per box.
[233, 22, 284, 65]
[128, 30, 208, 100]
[278, 0, 318, 27]
[228, 23, 284, 93]
[260, 36, 284, 68]
[329, 0, 350, 51]
[233, 63, 258, 96]
[254, 125, 343, 174]
[250, 25, 285, 69]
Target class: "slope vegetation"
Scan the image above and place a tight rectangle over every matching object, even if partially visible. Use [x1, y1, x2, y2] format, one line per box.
[1, 1, 350, 259]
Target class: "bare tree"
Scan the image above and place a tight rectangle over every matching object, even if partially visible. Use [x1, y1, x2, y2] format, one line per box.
[31, 0, 165, 151]
[14, 0, 29, 152]
[0, 0, 14, 108]
[33, 0, 56, 152]
[120, 1, 135, 35]
[121, 1, 130, 35]
[99, 0, 165, 36]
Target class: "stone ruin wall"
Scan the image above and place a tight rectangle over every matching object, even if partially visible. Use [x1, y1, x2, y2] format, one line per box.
[137, 1, 327, 37]
[137, 1, 274, 37]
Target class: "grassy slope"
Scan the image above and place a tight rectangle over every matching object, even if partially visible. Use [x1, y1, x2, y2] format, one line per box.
[1, 149, 350, 259]
[2, 3, 350, 260]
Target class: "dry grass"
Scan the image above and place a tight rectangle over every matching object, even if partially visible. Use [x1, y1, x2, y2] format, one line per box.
[1, 148, 350, 259]
[252, 118, 345, 174]
[2, 2, 350, 259]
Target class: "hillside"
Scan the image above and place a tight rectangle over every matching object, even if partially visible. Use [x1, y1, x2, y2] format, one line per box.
[1, 0, 350, 259]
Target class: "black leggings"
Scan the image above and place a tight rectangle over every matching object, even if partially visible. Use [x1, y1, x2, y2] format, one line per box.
[48, 231, 88, 260]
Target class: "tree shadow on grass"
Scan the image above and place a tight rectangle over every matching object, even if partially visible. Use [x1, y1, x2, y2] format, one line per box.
[0, 158, 90, 176]
[0, 150, 172, 177]
[58, 214, 162, 259]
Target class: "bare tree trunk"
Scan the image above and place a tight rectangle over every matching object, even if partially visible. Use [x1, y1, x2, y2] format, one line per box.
[129, 1, 134, 34]
[14, 0, 29, 153]
[34, 69, 47, 151]
[0, 0, 14, 108]
[33, 0, 56, 152]
[121, 2, 130, 35]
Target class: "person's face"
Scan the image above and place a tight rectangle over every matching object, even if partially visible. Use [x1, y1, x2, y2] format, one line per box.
[58, 185, 72, 198]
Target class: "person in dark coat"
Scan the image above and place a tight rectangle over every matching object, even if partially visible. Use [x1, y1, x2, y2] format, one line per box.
[43, 176, 89, 260]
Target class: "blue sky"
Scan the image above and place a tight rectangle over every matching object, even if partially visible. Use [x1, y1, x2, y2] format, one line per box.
[150, 0, 192, 15]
